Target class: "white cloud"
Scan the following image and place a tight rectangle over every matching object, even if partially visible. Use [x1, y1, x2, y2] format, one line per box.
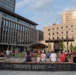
[16, 0, 30, 9]
[28, 0, 55, 10]
[62, 7, 71, 11]
[16, 0, 76, 30]
[60, 6, 76, 13]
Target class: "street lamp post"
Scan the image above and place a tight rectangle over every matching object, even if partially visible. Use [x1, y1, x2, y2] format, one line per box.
[66, 32, 68, 51]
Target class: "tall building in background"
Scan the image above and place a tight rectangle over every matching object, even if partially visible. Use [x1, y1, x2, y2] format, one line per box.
[0, 0, 15, 12]
[37, 30, 44, 43]
[43, 10, 76, 52]
[0, 7, 38, 51]
[63, 11, 76, 23]
[44, 22, 75, 52]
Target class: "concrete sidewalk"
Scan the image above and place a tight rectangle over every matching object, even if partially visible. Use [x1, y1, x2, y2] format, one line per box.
[0, 71, 76, 75]
[0, 57, 6, 60]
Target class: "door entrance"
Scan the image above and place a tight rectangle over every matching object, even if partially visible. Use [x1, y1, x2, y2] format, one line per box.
[54, 42, 60, 52]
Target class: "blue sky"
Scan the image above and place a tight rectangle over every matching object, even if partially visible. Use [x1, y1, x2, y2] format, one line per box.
[15, 0, 76, 30]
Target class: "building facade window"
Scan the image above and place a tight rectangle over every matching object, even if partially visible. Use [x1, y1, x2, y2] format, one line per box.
[66, 31, 68, 33]
[66, 26, 68, 28]
[53, 37, 54, 39]
[57, 32, 59, 34]
[71, 25, 73, 27]
[61, 27, 63, 29]
[57, 37, 59, 39]
[49, 33, 50, 35]
[49, 38, 50, 40]
[62, 37, 63, 39]
[61, 32, 63, 34]
[52, 28, 54, 30]
[52, 33, 54, 35]
[0, 12, 37, 49]
[57, 27, 58, 29]
[0, 0, 15, 12]
[48, 29, 50, 31]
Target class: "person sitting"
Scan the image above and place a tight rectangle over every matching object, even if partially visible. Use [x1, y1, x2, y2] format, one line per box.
[64, 51, 68, 56]
[26, 51, 31, 62]
[50, 51, 57, 62]
[38, 51, 41, 55]
[60, 51, 66, 62]
[37, 55, 41, 62]
[41, 51, 46, 62]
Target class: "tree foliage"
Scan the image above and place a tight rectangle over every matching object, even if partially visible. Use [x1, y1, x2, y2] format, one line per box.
[69, 43, 74, 51]
[73, 46, 76, 51]
[60, 40, 65, 51]
[48, 43, 52, 51]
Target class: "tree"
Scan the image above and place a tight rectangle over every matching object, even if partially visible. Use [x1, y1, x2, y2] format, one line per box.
[48, 43, 52, 51]
[69, 43, 74, 51]
[60, 40, 65, 51]
[73, 46, 76, 52]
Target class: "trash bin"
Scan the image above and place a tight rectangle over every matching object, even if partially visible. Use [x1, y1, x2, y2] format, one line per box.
[73, 56, 76, 63]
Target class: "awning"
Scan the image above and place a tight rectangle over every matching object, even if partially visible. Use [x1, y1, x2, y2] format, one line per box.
[30, 43, 48, 49]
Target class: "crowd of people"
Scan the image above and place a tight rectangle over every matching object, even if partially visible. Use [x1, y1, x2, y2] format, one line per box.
[25, 50, 72, 62]
[4, 48, 74, 63]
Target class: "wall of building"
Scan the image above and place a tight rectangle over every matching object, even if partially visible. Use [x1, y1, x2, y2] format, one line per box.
[0, 10, 38, 51]
[36, 30, 44, 43]
[43, 21, 76, 51]
[63, 11, 76, 23]
[0, 0, 15, 12]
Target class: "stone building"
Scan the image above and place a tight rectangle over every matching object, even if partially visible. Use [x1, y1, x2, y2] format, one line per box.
[43, 11, 76, 52]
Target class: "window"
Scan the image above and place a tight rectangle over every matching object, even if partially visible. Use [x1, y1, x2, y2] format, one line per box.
[48, 29, 50, 31]
[6, 20, 9, 26]
[62, 37, 63, 39]
[57, 27, 58, 29]
[53, 37, 54, 39]
[71, 25, 73, 27]
[61, 27, 63, 29]
[52, 28, 54, 30]
[57, 32, 58, 34]
[49, 33, 50, 35]
[52, 33, 54, 35]
[57, 37, 59, 39]
[66, 31, 68, 33]
[66, 26, 68, 28]
[49, 38, 50, 40]
[61, 32, 63, 34]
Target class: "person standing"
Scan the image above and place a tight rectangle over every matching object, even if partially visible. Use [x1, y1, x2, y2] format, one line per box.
[6, 48, 10, 58]
[37, 55, 41, 62]
[50, 51, 57, 62]
[25, 51, 31, 62]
